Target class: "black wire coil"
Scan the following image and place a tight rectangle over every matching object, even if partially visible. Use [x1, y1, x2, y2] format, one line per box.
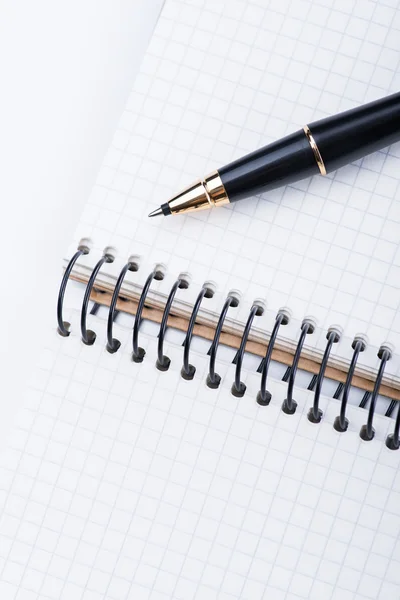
[307, 328, 341, 423]
[106, 259, 139, 354]
[231, 303, 264, 397]
[181, 284, 214, 380]
[282, 319, 315, 415]
[57, 243, 90, 336]
[386, 401, 400, 450]
[132, 267, 164, 363]
[81, 250, 114, 345]
[156, 276, 189, 372]
[360, 346, 392, 441]
[257, 310, 290, 406]
[333, 337, 366, 432]
[57, 254, 399, 447]
[206, 293, 239, 389]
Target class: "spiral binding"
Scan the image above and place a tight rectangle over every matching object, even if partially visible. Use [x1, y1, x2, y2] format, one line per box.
[81, 250, 114, 345]
[182, 284, 214, 380]
[282, 319, 315, 415]
[206, 293, 239, 389]
[156, 276, 189, 371]
[132, 267, 164, 363]
[231, 302, 264, 397]
[333, 337, 366, 433]
[58, 249, 399, 448]
[57, 242, 90, 337]
[106, 259, 139, 354]
[256, 310, 289, 406]
[308, 328, 341, 424]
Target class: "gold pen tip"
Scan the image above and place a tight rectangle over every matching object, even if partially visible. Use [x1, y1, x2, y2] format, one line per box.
[148, 207, 163, 218]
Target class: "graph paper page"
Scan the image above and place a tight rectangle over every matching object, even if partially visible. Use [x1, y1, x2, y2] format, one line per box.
[0, 306, 400, 600]
[70, 0, 400, 361]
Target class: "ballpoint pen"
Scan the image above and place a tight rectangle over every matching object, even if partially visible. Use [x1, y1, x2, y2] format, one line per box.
[148, 92, 400, 218]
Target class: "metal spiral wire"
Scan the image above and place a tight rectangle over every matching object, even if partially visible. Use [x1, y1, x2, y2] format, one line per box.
[57, 244, 90, 336]
[282, 319, 315, 415]
[56, 250, 399, 449]
[307, 328, 340, 423]
[231, 303, 263, 397]
[181, 284, 213, 380]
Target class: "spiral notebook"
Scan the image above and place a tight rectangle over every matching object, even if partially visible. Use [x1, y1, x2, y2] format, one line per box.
[1, 0, 400, 598]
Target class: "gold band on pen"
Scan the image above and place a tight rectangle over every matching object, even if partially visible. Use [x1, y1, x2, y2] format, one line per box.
[303, 125, 327, 176]
[205, 171, 230, 206]
[168, 171, 230, 215]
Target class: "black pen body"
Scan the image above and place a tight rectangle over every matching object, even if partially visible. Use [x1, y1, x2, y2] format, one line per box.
[152, 92, 400, 217]
[219, 91, 400, 203]
[219, 131, 320, 202]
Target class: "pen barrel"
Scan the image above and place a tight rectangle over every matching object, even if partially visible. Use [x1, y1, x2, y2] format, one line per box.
[309, 91, 400, 173]
[218, 92, 400, 203]
[218, 131, 320, 202]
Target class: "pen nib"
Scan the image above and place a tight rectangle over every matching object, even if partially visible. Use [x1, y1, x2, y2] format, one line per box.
[148, 207, 163, 218]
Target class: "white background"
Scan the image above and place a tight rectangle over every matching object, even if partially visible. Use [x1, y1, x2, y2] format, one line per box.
[0, 0, 163, 448]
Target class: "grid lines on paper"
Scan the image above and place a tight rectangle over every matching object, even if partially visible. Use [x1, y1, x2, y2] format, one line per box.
[71, 0, 400, 360]
[0, 313, 400, 599]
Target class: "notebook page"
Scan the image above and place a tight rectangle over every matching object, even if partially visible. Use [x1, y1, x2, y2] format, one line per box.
[0, 307, 399, 600]
[69, 0, 400, 370]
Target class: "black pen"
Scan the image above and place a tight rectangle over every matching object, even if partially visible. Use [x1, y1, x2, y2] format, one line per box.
[149, 92, 400, 217]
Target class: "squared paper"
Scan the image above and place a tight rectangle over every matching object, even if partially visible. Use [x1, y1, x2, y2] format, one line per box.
[3, 1, 400, 598]
[0, 309, 399, 600]
[69, 0, 400, 376]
